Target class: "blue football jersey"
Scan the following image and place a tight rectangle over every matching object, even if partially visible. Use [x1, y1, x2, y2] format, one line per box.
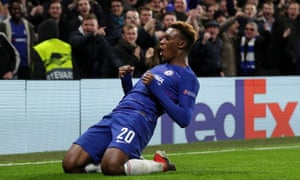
[114, 63, 200, 127]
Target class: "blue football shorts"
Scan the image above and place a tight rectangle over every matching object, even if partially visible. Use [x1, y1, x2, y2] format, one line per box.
[75, 111, 154, 164]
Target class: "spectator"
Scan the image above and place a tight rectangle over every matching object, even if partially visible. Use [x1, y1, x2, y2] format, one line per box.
[258, 1, 275, 33]
[139, 5, 163, 31]
[67, 0, 92, 34]
[185, 4, 206, 34]
[0, 1, 8, 21]
[31, 19, 74, 80]
[219, 19, 239, 76]
[236, 21, 267, 76]
[162, 11, 177, 30]
[27, 1, 45, 32]
[214, 10, 227, 23]
[46, 0, 70, 42]
[155, 11, 177, 39]
[0, 0, 36, 79]
[189, 20, 223, 77]
[280, 1, 300, 75]
[70, 13, 123, 78]
[100, 0, 125, 46]
[173, 0, 188, 21]
[206, 2, 219, 20]
[257, 1, 280, 75]
[66, 0, 102, 41]
[263, 1, 300, 76]
[218, 0, 229, 17]
[114, 23, 146, 77]
[125, 8, 157, 51]
[123, 0, 147, 11]
[226, 0, 242, 17]
[138, 6, 157, 36]
[67, 0, 102, 22]
[237, 2, 264, 35]
[138, 6, 164, 47]
[146, 0, 166, 20]
[0, 32, 20, 79]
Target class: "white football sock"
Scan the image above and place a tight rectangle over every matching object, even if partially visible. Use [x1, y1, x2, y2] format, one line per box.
[124, 159, 164, 175]
[84, 163, 102, 173]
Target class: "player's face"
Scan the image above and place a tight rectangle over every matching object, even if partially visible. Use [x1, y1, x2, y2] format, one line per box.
[160, 28, 182, 62]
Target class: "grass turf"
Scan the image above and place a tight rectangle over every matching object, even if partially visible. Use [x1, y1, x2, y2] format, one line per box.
[1, 137, 300, 179]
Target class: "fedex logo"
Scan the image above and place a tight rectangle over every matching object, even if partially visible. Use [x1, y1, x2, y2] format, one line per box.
[161, 79, 298, 143]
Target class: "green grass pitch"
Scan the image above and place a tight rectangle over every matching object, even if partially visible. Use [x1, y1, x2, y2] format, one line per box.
[1, 137, 300, 180]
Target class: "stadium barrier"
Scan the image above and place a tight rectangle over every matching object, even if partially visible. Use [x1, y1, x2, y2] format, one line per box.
[1, 77, 300, 155]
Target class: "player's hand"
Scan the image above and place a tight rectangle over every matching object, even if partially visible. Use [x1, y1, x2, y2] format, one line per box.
[142, 71, 154, 85]
[118, 65, 134, 78]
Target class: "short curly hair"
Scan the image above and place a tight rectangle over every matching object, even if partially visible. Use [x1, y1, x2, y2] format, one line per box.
[169, 21, 197, 52]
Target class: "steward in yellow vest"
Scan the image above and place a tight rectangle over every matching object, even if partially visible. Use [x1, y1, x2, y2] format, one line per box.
[32, 19, 74, 80]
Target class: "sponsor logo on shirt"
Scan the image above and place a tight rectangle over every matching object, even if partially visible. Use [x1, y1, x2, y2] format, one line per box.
[154, 74, 164, 85]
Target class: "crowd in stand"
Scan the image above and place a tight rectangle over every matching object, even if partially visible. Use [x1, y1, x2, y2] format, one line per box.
[1, 0, 300, 80]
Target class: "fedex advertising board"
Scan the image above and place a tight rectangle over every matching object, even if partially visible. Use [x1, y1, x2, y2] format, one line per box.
[150, 78, 300, 145]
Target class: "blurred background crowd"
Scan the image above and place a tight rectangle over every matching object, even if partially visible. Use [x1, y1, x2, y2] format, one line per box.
[1, 0, 300, 80]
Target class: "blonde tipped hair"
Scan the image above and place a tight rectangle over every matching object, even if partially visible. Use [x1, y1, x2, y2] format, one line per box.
[169, 21, 197, 51]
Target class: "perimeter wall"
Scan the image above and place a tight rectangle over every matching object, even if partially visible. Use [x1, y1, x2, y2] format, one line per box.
[1, 77, 299, 155]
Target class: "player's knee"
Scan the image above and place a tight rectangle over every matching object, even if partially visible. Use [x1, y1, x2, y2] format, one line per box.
[101, 159, 124, 175]
[62, 154, 79, 173]
[62, 157, 73, 173]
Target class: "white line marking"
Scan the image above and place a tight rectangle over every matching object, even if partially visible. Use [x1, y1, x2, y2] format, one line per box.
[0, 160, 61, 167]
[165, 145, 300, 156]
[1, 145, 299, 167]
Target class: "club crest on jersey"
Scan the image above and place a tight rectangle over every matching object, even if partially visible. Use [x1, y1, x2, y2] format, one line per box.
[164, 70, 174, 76]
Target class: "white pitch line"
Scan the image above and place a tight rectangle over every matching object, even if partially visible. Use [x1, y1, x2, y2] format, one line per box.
[165, 145, 300, 156]
[1, 145, 300, 167]
[0, 160, 61, 167]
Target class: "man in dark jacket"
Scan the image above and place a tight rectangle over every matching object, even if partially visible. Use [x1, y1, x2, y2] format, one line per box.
[70, 13, 123, 78]
[114, 23, 146, 77]
[0, 32, 20, 79]
[189, 20, 224, 77]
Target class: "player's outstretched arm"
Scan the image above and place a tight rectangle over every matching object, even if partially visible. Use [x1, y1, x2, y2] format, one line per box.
[143, 71, 199, 128]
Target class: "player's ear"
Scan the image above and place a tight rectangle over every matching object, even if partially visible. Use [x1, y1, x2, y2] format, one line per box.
[178, 40, 185, 49]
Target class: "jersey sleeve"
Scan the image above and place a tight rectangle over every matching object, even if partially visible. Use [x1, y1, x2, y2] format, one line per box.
[121, 72, 133, 95]
[148, 72, 200, 128]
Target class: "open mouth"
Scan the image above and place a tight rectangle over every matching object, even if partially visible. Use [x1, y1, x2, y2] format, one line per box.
[159, 48, 164, 56]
